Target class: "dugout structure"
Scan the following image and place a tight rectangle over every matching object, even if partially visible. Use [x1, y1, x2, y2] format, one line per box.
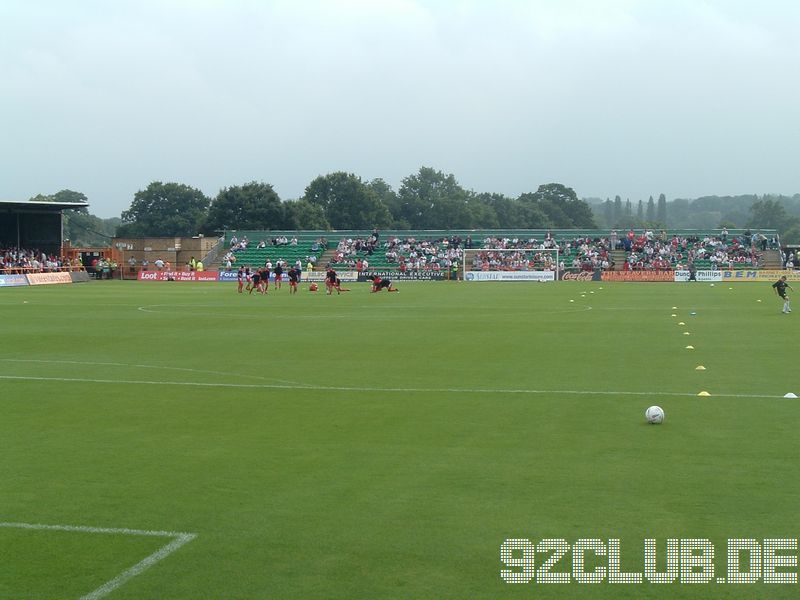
[0, 198, 89, 255]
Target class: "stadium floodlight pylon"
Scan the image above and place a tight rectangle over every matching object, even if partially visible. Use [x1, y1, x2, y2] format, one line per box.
[462, 247, 559, 282]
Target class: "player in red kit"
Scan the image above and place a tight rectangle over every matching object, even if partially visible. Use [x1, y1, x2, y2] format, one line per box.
[371, 275, 398, 293]
[325, 267, 337, 295]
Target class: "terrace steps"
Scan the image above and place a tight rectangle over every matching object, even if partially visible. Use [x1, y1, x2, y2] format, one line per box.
[609, 250, 627, 270]
[317, 248, 337, 268]
[762, 249, 782, 269]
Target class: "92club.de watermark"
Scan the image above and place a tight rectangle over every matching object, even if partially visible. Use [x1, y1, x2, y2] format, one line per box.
[501, 538, 798, 584]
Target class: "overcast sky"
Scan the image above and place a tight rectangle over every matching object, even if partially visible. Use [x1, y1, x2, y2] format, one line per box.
[2, 0, 799, 218]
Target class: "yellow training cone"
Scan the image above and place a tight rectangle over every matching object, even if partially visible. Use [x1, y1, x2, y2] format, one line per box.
[683, 332, 691, 335]
[697, 391, 711, 397]
[672, 306, 678, 310]
[695, 365, 706, 371]
[685, 345, 694, 350]
[671, 314, 677, 317]
[678, 322, 686, 326]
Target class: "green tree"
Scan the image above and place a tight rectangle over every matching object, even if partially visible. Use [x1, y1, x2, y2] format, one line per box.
[518, 183, 596, 228]
[30, 189, 89, 213]
[118, 181, 209, 237]
[519, 191, 569, 226]
[613, 195, 622, 224]
[748, 198, 798, 232]
[466, 193, 500, 228]
[603, 198, 613, 227]
[53, 189, 88, 204]
[476, 193, 521, 228]
[204, 182, 284, 233]
[669, 198, 690, 227]
[29, 189, 119, 245]
[304, 172, 392, 230]
[636, 200, 644, 221]
[646, 196, 655, 221]
[657, 193, 667, 224]
[64, 213, 120, 247]
[283, 199, 330, 230]
[367, 178, 398, 219]
[396, 167, 473, 229]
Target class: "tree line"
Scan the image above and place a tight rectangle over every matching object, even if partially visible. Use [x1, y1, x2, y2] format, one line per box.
[588, 193, 800, 242]
[111, 168, 596, 238]
[29, 167, 800, 244]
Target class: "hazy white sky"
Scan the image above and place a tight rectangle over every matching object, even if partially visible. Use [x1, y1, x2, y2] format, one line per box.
[2, 0, 799, 217]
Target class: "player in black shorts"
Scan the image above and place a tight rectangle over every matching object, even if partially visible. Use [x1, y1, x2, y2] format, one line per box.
[325, 267, 337, 295]
[273, 262, 284, 290]
[288, 266, 300, 294]
[773, 275, 794, 314]
[259, 267, 270, 294]
[249, 270, 261, 294]
[371, 275, 398, 293]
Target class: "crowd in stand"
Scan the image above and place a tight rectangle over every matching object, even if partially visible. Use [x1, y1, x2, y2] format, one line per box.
[332, 232, 468, 271]
[614, 229, 763, 271]
[0, 246, 81, 273]
[229, 235, 249, 251]
[326, 228, 780, 273]
[475, 229, 771, 271]
[470, 249, 561, 271]
[476, 234, 607, 272]
[332, 231, 381, 263]
[223, 235, 327, 271]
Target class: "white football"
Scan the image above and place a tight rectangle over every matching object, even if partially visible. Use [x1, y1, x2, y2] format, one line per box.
[645, 405, 665, 424]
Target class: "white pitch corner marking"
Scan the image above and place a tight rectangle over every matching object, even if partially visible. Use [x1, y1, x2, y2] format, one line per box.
[0, 522, 196, 599]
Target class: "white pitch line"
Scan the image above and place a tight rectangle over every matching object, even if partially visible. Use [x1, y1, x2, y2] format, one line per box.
[79, 533, 196, 600]
[0, 358, 305, 387]
[0, 522, 187, 537]
[0, 373, 787, 399]
[0, 522, 196, 600]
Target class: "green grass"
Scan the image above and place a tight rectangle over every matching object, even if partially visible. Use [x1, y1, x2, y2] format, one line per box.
[0, 280, 798, 598]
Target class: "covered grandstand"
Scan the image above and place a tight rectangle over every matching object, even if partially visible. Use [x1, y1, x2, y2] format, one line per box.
[0, 198, 90, 255]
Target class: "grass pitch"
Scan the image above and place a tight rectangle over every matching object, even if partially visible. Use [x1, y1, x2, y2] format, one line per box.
[0, 279, 798, 598]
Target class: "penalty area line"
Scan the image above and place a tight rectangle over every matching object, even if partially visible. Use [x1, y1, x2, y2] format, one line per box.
[0, 374, 786, 399]
[0, 521, 196, 600]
